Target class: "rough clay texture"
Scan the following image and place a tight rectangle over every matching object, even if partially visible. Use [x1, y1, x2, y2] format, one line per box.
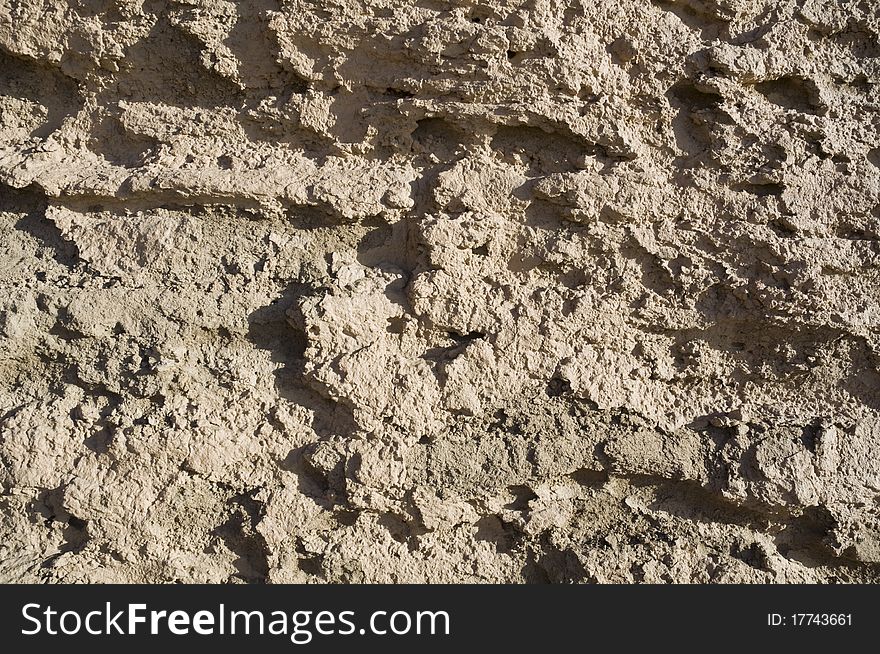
[1, 0, 880, 584]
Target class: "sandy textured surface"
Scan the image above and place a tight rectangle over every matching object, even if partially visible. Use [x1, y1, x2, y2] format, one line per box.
[1, 0, 880, 583]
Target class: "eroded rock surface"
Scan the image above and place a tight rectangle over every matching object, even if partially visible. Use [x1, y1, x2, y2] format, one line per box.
[2, 0, 880, 583]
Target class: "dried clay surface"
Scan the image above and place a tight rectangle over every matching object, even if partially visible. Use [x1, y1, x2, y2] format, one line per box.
[1, 0, 880, 583]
